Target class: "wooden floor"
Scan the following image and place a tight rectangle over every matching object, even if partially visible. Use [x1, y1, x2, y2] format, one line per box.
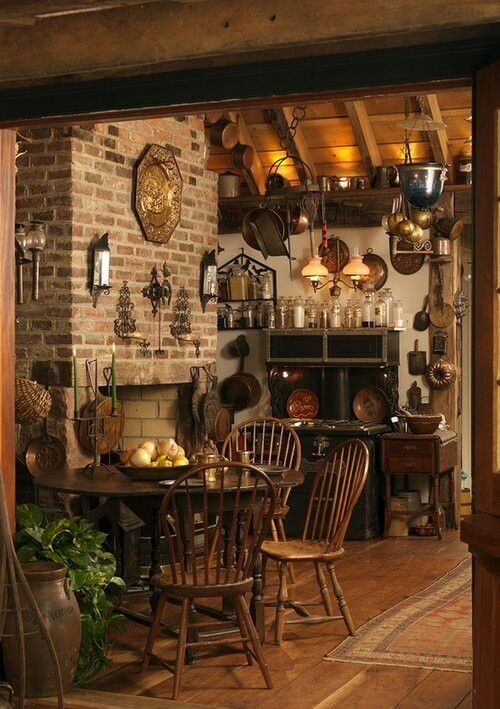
[87, 531, 471, 708]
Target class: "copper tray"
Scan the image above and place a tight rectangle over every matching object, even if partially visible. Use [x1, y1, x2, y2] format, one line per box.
[362, 250, 388, 290]
[353, 386, 389, 423]
[286, 389, 319, 419]
[319, 237, 349, 273]
[78, 397, 125, 454]
[26, 435, 67, 477]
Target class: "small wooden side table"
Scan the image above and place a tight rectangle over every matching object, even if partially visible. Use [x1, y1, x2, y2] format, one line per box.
[381, 432, 458, 539]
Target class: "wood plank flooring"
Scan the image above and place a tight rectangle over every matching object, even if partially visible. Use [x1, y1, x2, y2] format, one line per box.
[87, 531, 471, 708]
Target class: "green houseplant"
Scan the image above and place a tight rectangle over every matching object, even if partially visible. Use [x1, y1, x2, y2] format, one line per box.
[15, 504, 125, 683]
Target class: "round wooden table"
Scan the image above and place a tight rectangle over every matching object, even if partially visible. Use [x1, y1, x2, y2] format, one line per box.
[34, 465, 303, 641]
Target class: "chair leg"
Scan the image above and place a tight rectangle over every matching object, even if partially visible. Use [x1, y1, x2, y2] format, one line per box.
[235, 595, 273, 689]
[234, 594, 253, 666]
[276, 518, 296, 584]
[172, 596, 190, 701]
[275, 561, 288, 646]
[270, 519, 279, 541]
[315, 562, 333, 616]
[141, 591, 167, 671]
[326, 562, 355, 636]
[262, 553, 269, 594]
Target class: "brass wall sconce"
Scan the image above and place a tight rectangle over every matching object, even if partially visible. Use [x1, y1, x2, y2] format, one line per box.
[170, 286, 201, 358]
[90, 232, 111, 308]
[114, 280, 150, 356]
[15, 221, 47, 304]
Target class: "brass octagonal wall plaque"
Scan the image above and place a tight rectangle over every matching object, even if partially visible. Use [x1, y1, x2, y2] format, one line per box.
[134, 144, 182, 244]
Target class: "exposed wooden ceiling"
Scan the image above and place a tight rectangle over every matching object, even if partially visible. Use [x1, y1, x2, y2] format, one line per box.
[207, 87, 472, 194]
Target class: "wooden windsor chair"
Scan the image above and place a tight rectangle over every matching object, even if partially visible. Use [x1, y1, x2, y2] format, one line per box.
[261, 439, 369, 646]
[222, 416, 302, 584]
[141, 461, 276, 700]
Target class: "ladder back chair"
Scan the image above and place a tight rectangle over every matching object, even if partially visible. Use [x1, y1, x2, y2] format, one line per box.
[141, 461, 276, 700]
[222, 416, 302, 583]
[261, 439, 369, 645]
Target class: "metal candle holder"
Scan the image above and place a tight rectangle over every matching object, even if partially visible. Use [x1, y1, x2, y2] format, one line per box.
[114, 280, 150, 356]
[142, 262, 172, 355]
[69, 358, 120, 477]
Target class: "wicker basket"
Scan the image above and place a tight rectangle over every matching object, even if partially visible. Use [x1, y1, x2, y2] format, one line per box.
[15, 378, 52, 424]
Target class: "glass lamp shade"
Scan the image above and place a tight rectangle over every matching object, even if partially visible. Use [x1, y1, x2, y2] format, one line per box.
[301, 255, 329, 283]
[27, 221, 46, 251]
[342, 247, 370, 279]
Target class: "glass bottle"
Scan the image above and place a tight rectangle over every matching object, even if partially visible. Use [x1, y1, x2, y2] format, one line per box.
[353, 297, 363, 328]
[228, 264, 249, 300]
[306, 298, 318, 328]
[217, 306, 227, 329]
[328, 301, 342, 328]
[374, 294, 387, 327]
[264, 301, 275, 328]
[260, 271, 273, 300]
[241, 302, 254, 328]
[293, 296, 305, 328]
[394, 300, 404, 329]
[248, 276, 259, 300]
[275, 297, 287, 329]
[362, 292, 375, 327]
[254, 302, 264, 328]
[319, 304, 329, 329]
[382, 288, 394, 327]
[343, 300, 354, 329]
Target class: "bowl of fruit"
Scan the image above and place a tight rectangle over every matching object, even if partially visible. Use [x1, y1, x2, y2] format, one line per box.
[116, 438, 191, 480]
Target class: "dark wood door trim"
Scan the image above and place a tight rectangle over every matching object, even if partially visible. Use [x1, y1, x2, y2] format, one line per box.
[0, 130, 16, 529]
[0, 36, 495, 127]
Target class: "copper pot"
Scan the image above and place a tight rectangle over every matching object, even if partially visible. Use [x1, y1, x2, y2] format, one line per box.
[232, 143, 255, 170]
[210, 118, 239, 150]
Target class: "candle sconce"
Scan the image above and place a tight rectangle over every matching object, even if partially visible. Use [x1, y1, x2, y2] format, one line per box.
[114, 280, 150, 356]
[90, 233, 111, 308]
[170, 286, 201, 358]
[15, 221, 47, 304]
[142, 262, 172, 355]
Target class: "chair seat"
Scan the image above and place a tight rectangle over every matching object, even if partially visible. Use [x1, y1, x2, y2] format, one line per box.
[151, 571, 253, 598]
[262, 539, 345, 562]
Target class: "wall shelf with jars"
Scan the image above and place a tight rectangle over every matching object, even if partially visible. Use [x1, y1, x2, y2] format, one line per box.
[217, 249, 277, 331]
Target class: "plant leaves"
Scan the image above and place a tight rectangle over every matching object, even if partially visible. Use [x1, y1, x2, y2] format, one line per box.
[16, 503, 44, 529]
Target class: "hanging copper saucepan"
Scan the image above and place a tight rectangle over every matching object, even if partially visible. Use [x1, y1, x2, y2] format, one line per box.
[242, 207, 288, 258]
[276, 204, 309, 236]
[210, 118, 239, 150]
[232, 143, 255, 170]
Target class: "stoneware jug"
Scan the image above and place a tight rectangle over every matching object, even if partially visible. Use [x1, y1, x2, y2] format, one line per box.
[3, 561, 81, 697]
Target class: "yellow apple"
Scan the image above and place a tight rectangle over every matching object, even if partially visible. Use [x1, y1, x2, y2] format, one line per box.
[172, 455, 190, 467]
[149, 461, 158, 467]
[157, 454, 168, 463]
[159, 459, 173, 468]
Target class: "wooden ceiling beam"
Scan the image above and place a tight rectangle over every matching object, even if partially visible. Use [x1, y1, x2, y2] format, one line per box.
[344, 99, 382, 180]
[422, 94, 451, 167]
[228, 111, 266, 195]
[0, 1, 165, 26]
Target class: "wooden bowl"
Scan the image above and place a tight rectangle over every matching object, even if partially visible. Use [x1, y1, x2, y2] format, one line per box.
[406, 415, 441, 435]
[116, 463, 192, 481]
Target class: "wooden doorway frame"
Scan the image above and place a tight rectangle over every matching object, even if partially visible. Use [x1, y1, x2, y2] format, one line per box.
[0, 38, 498, 703]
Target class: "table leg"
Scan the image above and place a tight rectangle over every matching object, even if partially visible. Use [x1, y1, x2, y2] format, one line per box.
[383, 475, 392, 537]
[250, 552, 265, 642]
[149, 503, 162, 613]
[448, 469, 458, 529]
[432, 474, 443, 540]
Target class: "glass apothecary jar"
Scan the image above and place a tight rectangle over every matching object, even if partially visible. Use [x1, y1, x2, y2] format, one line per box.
[328, 301, 342, 328]
[264, 301, 275, 328]
[260, 271, 273, 300]
[276, 298, 287, 329]
[394, 300, 404, 329]
[382, 288, 394, 327]
[343, 300, 354, 329]
[228, 265, 249, 300]
[374, 294, 387, 327]
[305, 298, 318, 328]
[292, 297, 305, 328]
[362, 292, 375, 327]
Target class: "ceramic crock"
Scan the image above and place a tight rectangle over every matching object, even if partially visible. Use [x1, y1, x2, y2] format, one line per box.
[3, 561, 81, 697]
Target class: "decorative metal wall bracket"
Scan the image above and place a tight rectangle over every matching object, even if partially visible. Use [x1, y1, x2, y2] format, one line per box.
[142, 262, 172, 355]
[114, 280, 150, 356]
[170, 286, 201, 358]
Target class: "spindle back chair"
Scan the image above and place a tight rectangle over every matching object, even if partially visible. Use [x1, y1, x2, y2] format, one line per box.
[141, 462, 276, 700]
[222, 416, 302, 582]
[261, 439, 369, 645]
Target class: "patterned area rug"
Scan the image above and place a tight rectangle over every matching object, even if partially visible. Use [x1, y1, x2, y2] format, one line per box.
[325, 558, 471, 672]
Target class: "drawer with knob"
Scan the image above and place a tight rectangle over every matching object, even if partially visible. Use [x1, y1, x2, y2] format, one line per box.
[385, 455, 434, 474]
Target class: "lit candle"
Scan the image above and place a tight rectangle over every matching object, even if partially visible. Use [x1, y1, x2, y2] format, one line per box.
[72, 346, 79, 418]
[111, 343, 117, 412]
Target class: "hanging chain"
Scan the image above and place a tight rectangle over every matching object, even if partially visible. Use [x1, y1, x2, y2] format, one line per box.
[264, 105, 307, 156]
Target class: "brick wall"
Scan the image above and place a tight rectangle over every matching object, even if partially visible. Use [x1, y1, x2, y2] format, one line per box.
[118, 384, 178, 450]
[15, 117, 218, 466]
[16, 116, 218, 387]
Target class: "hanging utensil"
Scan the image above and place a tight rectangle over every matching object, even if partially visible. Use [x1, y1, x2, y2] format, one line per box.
[413, 295, 431, 331]
[408, 339, 427, 375]
[361, 249, 388, 291]
[429, 262, 455, 328]
[25, 418, 67, 477]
